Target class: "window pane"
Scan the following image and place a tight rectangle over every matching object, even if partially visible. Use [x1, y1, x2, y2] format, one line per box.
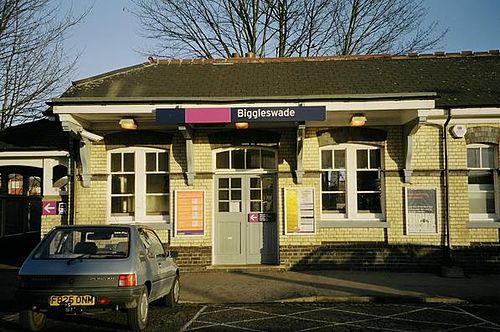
[357, 171, 381, 191]
[146, 174, 169, 193]
[468, 170, 493, 185]
[321, 150, 332, 169]
[146, 153, 156, 172]
[482, 147, 495, 168]
[111, 154, 121, 172]
[370, 150, 381, 168]
[262, 150, 275, 169]
[357, 193, 381, 213]
[216, 151, 230, 169]
[334, 150, 345, 169]
[321, 171, 346, 191]
[111, 197, 134, 215]
[123, 153, 134, 172]
[246, 149, 260, 169]
[146, 195, 169, 215]
[356, 150, 368, 168]
[28, 176, 41, 196]
[112, 175, 134, 194]
[467, 148, 480, 168]
[469, 191, 495, 214]
[8, 174, 23, 195]
[219, 190, 229, 200]
[322, 193, 345, 213]
[231, 150, 245, 169]
[158, 152, 168, 171]
[219, 178, 229, 188]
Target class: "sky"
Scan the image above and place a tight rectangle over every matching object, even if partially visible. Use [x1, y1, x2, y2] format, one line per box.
[63, 0, 500, 81]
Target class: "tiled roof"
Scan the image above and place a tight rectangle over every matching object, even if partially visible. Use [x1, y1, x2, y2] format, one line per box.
[0, 119, 69, 151]
[56, 52, 500, 108]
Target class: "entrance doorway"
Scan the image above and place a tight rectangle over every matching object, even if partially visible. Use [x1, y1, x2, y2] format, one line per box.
[214, 174, 278, 265]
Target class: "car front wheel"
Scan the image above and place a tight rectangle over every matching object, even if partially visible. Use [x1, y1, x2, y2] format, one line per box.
[127, 286, 149, 331]
[19, 309, 46, 331]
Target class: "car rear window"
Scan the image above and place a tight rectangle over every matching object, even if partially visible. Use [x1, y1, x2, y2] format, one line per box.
[32, 227, 130, 260]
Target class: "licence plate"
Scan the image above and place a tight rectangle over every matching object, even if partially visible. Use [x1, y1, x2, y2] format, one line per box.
[49, 295, 95, 306]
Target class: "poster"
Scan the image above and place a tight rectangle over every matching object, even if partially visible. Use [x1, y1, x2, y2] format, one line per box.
[285, 187, 315, 234]
[175, 190, 205, 236]
[405, 187, 438, 234]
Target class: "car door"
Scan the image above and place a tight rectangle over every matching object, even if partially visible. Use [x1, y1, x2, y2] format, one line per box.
[141, 229, 174, 299]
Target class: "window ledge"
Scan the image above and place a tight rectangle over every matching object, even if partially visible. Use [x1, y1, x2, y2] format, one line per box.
[319, 220, 388, 228]
[468, 220, 500, 228]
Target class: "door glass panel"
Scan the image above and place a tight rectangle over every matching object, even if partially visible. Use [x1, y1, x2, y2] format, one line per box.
[219, 202, 229, 212]
[250, 201, 261, 211]
[250, 190, 261, 200]
[231, 190, 241, 200]
[262, 177, 274, 212]
[231, 178, 241, 188]
[219, 178, 229, 188]
[219, 190, 229, 200]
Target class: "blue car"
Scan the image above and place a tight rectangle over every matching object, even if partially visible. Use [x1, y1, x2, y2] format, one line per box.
[16, 225, 180, 331]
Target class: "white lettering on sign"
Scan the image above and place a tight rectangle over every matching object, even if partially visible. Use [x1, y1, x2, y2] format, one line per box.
[237, 108, 296, 120]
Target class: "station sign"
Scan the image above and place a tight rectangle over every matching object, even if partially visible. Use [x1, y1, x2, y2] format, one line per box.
[156, 106, 326, 124]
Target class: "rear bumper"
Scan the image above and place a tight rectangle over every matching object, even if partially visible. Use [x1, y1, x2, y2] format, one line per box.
[16, 286, 144, 311]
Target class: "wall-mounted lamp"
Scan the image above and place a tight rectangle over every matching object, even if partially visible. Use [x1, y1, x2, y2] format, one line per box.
[349, 114, 367, 127]
[119, 118, 137, 130]
[235, 122, 249, 129]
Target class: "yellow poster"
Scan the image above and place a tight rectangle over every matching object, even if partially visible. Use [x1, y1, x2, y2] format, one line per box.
[285, 187, 315, 235]
[286, 189, 299, 234]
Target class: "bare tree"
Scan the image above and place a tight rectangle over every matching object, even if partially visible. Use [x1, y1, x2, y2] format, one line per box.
[0, 0, 85, 130]
[133, 0, 446, 59]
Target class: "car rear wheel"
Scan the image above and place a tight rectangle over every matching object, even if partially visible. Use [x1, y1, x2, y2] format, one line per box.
[19, 309, 46, 331]
[127, 286, 149, 331]
[164, 275, 180, 307]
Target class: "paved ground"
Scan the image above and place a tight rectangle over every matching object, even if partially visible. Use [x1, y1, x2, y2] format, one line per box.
[1, 303, 499, 331]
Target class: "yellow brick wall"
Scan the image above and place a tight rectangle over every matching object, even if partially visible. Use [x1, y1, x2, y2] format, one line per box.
[72, 123, 499, 254]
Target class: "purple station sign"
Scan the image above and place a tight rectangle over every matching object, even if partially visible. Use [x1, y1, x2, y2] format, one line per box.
[156, 106, 326, 124]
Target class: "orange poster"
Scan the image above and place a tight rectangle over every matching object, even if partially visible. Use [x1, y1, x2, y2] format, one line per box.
[175, 191, 204, 236]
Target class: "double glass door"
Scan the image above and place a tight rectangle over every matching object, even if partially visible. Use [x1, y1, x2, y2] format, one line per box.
[214, 174, 277, 265]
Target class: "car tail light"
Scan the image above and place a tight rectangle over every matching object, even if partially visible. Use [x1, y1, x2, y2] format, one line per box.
[118, 274, 137, 287]
[98, 297, 112, 305]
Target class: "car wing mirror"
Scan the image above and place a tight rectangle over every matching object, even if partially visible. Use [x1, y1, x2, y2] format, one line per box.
[168, 250, 178, 258]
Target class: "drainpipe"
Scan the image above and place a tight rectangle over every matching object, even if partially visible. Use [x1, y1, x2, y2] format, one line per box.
[67, 137, 75, 225]
[442, 109, 452, 265]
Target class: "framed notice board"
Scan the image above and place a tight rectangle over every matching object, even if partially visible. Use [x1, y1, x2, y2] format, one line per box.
[405, 187, 438, 235]
[175, 190, 205, 236]
[284, 187, 315, 235]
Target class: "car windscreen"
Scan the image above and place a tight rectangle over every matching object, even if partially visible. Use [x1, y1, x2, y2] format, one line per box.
[32, 227, 130, 260]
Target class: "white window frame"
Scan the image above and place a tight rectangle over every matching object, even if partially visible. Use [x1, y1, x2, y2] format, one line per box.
[108, 147, 170, 224]
[467, 143, 499, 222]
[320, 143, 384, 221]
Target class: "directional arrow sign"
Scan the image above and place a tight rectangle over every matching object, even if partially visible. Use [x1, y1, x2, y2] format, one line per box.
[42, 201, 57, 215]
[248, 212, 259, 223]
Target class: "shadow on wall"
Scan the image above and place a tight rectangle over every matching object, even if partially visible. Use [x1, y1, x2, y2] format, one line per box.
[283, 242, 500, 274]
